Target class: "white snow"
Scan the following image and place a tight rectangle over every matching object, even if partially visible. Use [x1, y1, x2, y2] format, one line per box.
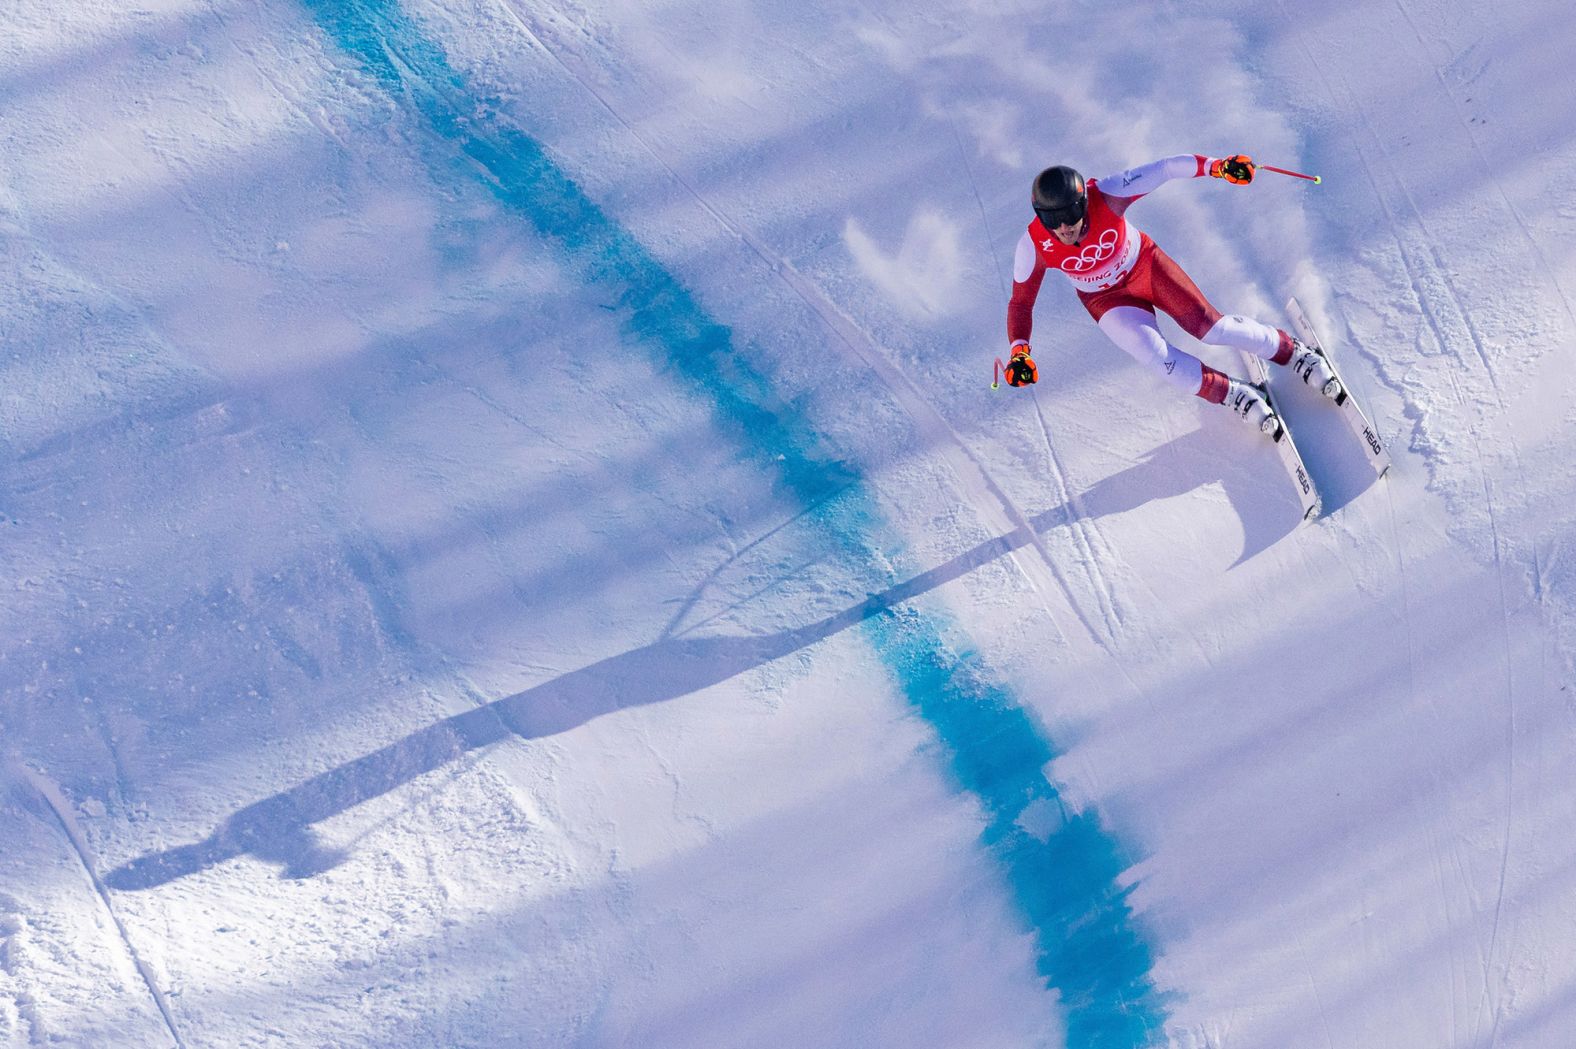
[3, 0, 1575, 1046]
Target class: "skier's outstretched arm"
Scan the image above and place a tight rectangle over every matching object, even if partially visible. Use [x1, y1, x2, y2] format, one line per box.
[1101, 153, 1257, 213]
[1004, 231, 1046, 386]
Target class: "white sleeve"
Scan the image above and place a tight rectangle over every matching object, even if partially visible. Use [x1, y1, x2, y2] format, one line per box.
[1098, 154, 1204, 199]
[1012, 230, 1038, 283]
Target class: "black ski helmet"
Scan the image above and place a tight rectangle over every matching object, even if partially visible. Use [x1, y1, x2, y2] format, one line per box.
[1032, 165, 1087, 229]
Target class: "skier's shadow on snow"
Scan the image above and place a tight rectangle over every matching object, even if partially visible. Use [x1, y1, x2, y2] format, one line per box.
[1060, 425, 1307, 567]
[104, 430, 1290, 891]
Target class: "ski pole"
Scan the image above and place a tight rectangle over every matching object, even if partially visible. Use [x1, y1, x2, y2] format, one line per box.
[992, 356, 1005, 389]
[1261, 164, 1322, 185]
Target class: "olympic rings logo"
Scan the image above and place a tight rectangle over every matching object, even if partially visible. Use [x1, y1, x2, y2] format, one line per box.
[1060, 229, 1121, 273]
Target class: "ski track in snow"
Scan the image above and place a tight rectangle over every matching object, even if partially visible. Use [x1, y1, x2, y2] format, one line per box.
[14, 767, 185, 1049]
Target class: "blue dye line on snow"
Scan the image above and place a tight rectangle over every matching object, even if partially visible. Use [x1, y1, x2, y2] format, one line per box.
[304, 2, 1169, 1043]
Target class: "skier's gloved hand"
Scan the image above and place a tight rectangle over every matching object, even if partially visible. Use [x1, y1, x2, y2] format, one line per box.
[1005, 349, 1038, 387]
[1209, 155, 1256, 184]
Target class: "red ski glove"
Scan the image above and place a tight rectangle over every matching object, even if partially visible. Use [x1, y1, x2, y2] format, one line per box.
[1209, 154, 1256, 184]
[1005, 348, 1038, 387]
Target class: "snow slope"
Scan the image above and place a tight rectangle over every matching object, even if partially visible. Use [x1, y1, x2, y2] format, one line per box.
[3, 0, 1575, 1046]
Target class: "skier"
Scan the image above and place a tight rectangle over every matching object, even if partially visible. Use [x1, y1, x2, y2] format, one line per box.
[1002, 154, 1339, 434]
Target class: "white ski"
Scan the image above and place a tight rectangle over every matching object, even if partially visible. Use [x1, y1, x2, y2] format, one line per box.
[1245, 352, 1322, 522]
[1286, 297, 1392, 477]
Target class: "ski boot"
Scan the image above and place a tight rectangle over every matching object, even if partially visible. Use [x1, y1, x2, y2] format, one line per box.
[1224, 378, 1280, 438]
[1288, 337, 1343, 400]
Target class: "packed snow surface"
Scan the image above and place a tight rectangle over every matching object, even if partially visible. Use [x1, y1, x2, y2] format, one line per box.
[3, 0, 1576, 1046]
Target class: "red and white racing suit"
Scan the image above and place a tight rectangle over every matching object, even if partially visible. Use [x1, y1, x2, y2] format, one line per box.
[1007, 154, 1293, 403]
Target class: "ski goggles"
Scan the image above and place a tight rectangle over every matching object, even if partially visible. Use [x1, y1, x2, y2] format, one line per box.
[1035, 197, 1087, 229]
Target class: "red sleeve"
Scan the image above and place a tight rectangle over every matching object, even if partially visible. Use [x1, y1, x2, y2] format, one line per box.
[1008, 266, 1045, 345]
